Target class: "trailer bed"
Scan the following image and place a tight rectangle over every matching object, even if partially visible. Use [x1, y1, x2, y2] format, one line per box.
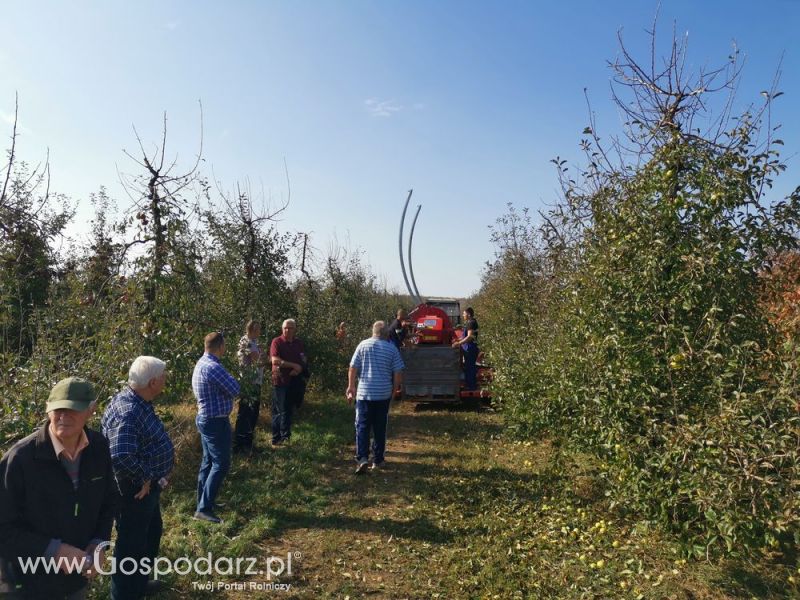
[400, 345, 461, 400]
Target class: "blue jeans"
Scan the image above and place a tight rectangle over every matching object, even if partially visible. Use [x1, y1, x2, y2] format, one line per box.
[196, 416, 232, 514]
[271, 385, 293, 443]
[462, 344, 479, 390]
[355, 399, 391, 464]
[111, 485, 162, 600]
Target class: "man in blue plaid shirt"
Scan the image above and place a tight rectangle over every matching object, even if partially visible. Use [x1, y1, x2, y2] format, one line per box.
[192, 332, 240, 523]
[102, 356, 174, 600]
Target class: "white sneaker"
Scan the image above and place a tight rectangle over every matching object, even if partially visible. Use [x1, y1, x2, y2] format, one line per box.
[355, 459, 369, 474]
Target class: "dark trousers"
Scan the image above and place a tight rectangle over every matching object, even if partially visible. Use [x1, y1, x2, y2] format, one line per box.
[288, 377, 306, 410]
[234, 385, 261, 450]
[463, 344, 479, 390]
[355, 399, 391, 464]
[196, 416, 231, 514]
[271, 385, 293, 444]
[111, 485, 162, 600]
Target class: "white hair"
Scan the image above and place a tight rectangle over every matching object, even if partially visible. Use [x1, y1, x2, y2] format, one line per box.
[282, 318, 296, 328]
[372, 320, 387, 338]
[128, 356, 167, 389]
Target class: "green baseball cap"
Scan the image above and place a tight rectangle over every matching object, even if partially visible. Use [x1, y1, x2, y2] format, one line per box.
[46, 377, 96, 412]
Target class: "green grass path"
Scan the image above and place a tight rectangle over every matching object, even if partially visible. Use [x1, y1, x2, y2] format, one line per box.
[92, 394, 795, 599]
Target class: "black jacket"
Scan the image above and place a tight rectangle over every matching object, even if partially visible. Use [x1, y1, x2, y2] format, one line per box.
[0, 423, 116, 599]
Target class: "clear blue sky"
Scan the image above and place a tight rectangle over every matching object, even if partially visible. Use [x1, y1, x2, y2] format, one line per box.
[2, 1, 799, 297]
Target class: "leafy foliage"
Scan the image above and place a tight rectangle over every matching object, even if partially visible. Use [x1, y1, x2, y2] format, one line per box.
[293, 245, 404, 391]
[477, 31, 800, 556]
[0, 159, 73, 355]
[0, 114, 401, 445]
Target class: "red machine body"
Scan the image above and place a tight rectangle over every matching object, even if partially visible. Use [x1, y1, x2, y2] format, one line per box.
[406, 304, 455, 345]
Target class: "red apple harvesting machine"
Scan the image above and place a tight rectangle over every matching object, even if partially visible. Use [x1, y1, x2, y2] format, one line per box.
[395, 190, 492, 402]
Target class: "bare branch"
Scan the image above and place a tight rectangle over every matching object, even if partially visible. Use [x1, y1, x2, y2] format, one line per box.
[158, 111, 168, 172]
[1, 92, 19, 206]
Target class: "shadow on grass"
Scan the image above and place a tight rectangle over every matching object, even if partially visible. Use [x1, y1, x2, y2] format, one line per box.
[371, 459, 552, 502]
[389, 408, 503, 440]
[268, 508, 454, 543]
[719, 545, 798, 600]
[407, 399, 491, 413]
[259, 462, 551, 543]
[721, 565, 769, 597]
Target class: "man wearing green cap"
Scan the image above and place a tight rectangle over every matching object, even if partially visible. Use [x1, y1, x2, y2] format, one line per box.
[0, 377, 117, 599]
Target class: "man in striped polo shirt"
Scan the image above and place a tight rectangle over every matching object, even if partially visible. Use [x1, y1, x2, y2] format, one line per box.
[346, 321, 404, 474]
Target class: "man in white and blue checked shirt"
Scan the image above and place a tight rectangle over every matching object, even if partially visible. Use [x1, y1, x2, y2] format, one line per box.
[192, 332, 240, 523]
[346, 321, 404, 474]
[102, 355, 174, 600]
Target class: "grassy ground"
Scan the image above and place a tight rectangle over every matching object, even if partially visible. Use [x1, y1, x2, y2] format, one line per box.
[86, 393, 797, 599]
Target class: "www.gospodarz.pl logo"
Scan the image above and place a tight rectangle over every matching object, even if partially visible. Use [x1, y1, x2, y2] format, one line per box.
[17, 543, 298, 581]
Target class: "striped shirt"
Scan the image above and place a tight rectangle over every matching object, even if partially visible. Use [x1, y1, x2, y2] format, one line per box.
[101, 387, 175, 486]
[192, 353, 241, 418]
[350, 337, 404, 401]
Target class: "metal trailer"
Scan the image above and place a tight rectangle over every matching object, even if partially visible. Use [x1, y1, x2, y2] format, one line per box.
[399, 344, 462, 401]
